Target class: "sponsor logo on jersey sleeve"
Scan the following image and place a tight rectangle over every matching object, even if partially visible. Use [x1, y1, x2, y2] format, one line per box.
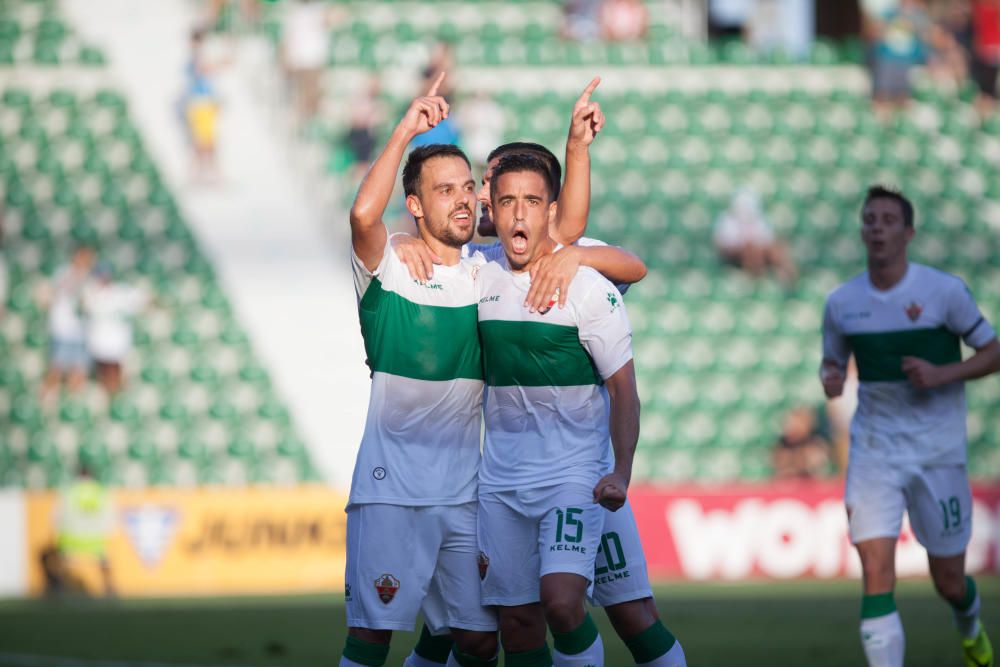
[374, 573, 400, 604]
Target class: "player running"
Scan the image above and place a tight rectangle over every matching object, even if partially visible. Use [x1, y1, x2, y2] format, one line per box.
[821, 186, 1000, 667]
[475, 151, 638, 666]
[341, 73, 498, 667]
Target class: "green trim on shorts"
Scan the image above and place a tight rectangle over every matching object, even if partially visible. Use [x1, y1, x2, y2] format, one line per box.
[861, 592, 897, 619]
[552, 612, 599, 655]
[624, 620, 678, 663]
[343, 636, 389, 666]
[414, 624, 453, 663]
[505, 644, 553, 667]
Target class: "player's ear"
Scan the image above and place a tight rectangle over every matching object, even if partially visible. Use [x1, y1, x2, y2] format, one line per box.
[904, 225, 915, 242]
[406, 194, 423, 220]
[547, 201, 557, 226]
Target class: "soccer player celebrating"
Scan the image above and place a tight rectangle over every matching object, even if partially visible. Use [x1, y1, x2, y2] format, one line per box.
[475, 151, 639, 666]
[821, 186, 1000, 667]
[342, 73, 498, 667]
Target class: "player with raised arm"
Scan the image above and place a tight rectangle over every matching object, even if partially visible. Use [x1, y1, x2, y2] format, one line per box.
[821, 186, 1000, 667]
[341, 73, 498, 667]
[475, 151, 639, 666]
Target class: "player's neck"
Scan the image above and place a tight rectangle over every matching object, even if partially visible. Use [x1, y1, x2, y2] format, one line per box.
[420, 234, 462, 266]
[510, 238, 557, 274]
[867, 257, 909, 291]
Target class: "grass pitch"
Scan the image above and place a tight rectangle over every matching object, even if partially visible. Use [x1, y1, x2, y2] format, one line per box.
[0, 577, 997, 666]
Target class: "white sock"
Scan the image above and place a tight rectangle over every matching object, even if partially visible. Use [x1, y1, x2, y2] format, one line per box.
[405, 652, 447, 667]
[638, 640, 687, 667]
[954, 593, 982, 640]
[553, 634, 603, 667]
[860, 612, 905, 667]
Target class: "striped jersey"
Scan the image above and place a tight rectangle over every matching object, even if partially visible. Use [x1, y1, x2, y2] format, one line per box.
[822, 263, 996, 465]
[349, 239, 485, 507]
[476, 255, 634, 493]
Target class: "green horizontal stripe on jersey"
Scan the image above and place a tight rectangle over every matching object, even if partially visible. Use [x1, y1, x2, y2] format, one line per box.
[479, 319, 601, 387]
[848, 326, 961, 382]
[359, 277, 483, 382]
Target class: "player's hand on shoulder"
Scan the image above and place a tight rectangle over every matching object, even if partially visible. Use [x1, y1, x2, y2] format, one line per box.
[392, 233, 441, 283]
[399, 71, 450, 138]
[819, 360, 845, 398]
[526, 246, 580, 312]
[567, 76, 605, 148]
[902, 355, 946, 389]
[594, 470, 628, 512]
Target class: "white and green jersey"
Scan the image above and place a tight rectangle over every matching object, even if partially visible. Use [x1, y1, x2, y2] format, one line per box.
[476, 256, 633, 493]
[350, 239, 485, 508]
[822, 263, 996, 465]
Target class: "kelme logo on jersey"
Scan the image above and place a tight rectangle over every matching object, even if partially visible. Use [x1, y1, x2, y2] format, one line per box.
[477, 551, 489, 580]
[374, 574, 400, 604]
[905, 301, 923, 322]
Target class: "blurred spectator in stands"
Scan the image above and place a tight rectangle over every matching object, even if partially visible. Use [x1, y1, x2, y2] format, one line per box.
[599, 0, 649, 41]
[562, 0, 602, 41]
[282, 0, 334, 128]
[971, 0, 1000, 117]
[422, 42, 455, 100]
[714, 187, 798, 284]
[709, 0, 752, 38]
[863, 0, 950, 120]
[38, 244, 96, 400]
[772, 405, 832, 479]
[55, 465, 116, 597]
[745, 0, 815, 60]
[925, 0, 972, 88]
[83, 263, 147, 396]
[343, 77, 386, 180]
[458, 91, 505, 170]
[182, 27, 225, 185]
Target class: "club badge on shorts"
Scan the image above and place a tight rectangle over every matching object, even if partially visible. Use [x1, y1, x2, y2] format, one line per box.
[477, 552, 489, 580]
[374, 574, 400, 604]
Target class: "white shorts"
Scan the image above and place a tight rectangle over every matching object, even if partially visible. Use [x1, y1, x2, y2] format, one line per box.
[845, 462, 972, 557]
[345, 502, 497, 633]
[591, 500, 654, 607]
[478, 484, 604, 607]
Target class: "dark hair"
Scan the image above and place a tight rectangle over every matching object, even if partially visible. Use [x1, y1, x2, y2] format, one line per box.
[490, 153, 557, 202]
[863, 185, 914, 228]
[401, 144, 471, 197]
[488, 142, 562, 199]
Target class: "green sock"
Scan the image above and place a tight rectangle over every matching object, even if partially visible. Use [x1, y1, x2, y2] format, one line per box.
[952, 576, 978, 612]
[551, 612, 599, 655]
[623, 620, 678, 663]
[413, 624, 453, 663]
[342, 636, 390, 667]
[450, 646, 498, 667]
[506, 644, 553, 667]
[861, 592, 897, 619]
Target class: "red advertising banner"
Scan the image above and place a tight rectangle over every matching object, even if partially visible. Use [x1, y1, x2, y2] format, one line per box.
[629, 481, 1000, 580]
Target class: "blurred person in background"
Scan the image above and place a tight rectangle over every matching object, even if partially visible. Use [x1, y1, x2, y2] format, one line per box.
[713, 187, 797, 284]
[38, 244, 96, 400]
[821, 185, 1000, 667]
[55, 465, 116, 597]
[281, 0, 335, 128]
[744, 0, 815, 60]
[599, 0, 649, 41]
[456, 90, 505, 171]
[562, 0, 602, 41]
[971, 0, 1000, 117]
[342, 77, 386, 181]
[411, 44, 460, 149]
[83, 262, 147, 396]
[182, 27, 225, 184]
[771, 405, 831, 479]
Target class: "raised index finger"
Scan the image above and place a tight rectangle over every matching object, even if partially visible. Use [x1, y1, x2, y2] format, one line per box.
[427, 70, 446, 97]
[576, 76, 601, 105]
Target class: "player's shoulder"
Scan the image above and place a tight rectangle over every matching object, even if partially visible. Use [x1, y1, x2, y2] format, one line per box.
[826, 271, 868, 305]
[912, 262, 965, 291]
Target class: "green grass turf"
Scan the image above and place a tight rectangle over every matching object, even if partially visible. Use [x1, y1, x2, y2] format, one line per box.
[0, 577, 997, 666]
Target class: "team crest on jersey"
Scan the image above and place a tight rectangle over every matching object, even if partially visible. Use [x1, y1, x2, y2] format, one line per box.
[477, 552, 490, 580]
[904, 301, 923, 322]
[374, 574, 400, 604]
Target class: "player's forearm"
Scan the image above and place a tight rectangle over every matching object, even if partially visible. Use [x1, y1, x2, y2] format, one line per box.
[577, 245, 647, 286]
[551, 141, 590, 246]
[349, 126, 412, 232]
[941, 339, 1000, 384]
[606, 363, 640, 481]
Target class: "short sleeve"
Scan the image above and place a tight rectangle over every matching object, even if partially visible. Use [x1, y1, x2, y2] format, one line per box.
[822, 298, 851, 367]
[571, 237, 631, 296]
[947, 278, 996, 348]
[577, 278, 633, 380]
[351, 232, 391, 302]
